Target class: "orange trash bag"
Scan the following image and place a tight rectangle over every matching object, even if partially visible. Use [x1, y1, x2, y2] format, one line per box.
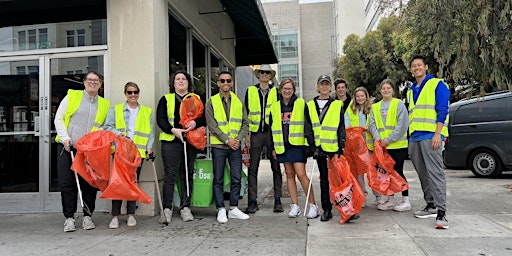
[71, 130, 116, 191]
[179, 93, 206, 150]
[367, 141, 409, 196]
[328, 155, 365, 224]
[344, 127, 371, 176]
[100, 135, 152, 204]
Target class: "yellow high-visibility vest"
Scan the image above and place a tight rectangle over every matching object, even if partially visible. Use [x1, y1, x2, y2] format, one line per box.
[247, 86, 277, 131]
[307, 100, 342, 152]
[346, 100, 374, 150]
[210, 92, 243, 144]
[159, 94, 176, 141]
[372, 98, 408, 149]
[269, 98, 306, 154]
[115, 103, 152, 158]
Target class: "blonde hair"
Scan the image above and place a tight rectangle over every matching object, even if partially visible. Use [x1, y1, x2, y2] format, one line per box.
[279, 77, 296, 93]
[379, 78, 396, 98]
[349, 87, 372, 114]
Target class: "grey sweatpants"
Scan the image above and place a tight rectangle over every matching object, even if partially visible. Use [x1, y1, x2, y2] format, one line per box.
[408, 139, 447, 212]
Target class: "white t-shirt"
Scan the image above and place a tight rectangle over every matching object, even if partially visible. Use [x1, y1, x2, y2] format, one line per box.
[127, 106, 139, 139]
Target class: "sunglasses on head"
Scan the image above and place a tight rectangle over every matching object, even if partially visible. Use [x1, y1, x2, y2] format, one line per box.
[259, 71, 271, 75]
[218, 79, 232, 83]
[126, 90, 140, 95]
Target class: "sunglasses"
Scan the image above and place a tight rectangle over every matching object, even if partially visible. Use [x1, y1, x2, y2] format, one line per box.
[259, 71, 271, 75]
[218, 79, 232, 83]
[126, 90, 140, 95]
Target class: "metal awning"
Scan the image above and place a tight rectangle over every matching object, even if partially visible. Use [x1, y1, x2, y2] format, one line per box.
[220, 0, 278, 66]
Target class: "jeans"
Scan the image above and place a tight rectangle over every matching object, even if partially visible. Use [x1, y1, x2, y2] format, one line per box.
[212, 147, 242, 209]
[57, 144, 98, 218]
[161, 141, 197, 209]
[111, 162, 143, 216]
[248, 131, 282, 201]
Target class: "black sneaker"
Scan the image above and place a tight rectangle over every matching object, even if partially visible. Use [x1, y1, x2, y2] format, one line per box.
[245, 201, 259, 214]
[320, 210, 332, 222]
[347, 213, 360, 222]
[273, 200, 284, 212]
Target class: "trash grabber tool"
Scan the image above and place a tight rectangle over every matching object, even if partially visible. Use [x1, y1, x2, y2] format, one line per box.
[70, 149, 92, 216]
[183, 132, 190, 198]
[304, 159, 317, 217]
[147, 152, 167, 225]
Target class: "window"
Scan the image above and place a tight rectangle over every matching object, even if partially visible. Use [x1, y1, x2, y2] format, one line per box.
[66, 29, 86, 47]
[38, 28, 48, 48]
[28, 29, 36, 50]
[278, 64, 300, 88]
[18, 31, 26, 50]
[67, 31, 75, 47]
[273, 34, 298, 59]
[77, 29, 85, 46]
[28, 66, 38, 74]
[16, 66, 26, 75]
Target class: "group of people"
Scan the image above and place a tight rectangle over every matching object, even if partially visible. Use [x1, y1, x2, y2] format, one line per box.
[54, 54, 450, 232]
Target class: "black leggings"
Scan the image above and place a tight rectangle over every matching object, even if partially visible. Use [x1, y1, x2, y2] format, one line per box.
[387, 148, 409, 197]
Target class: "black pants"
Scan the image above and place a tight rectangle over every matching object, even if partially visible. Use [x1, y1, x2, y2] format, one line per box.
[57, 144, 98, 218]
[248, 131, 282, 201]
[161, 141, 197, 209]
[111, 162, 143, 216]
[316, 155, 332, 212]
[387, 148, 409, 196]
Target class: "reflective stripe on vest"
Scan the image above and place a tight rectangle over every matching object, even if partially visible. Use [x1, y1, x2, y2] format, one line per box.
[408, 78, 449, 137]
[373, 98, 408, 149]
[211, 92, 243, 144]
[115, 104, 152, 158]
[159, 94, 176, 141]
[247, 86, 277, 131]
[346, 103, 374, 150]
[270, 98, 306, 154]
[308, 100, 342, 152]
[306, 101, 321, 146]
[55, 89, 110, 143]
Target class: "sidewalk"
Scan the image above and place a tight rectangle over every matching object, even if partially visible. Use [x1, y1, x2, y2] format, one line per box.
[1, 159, 512, 255]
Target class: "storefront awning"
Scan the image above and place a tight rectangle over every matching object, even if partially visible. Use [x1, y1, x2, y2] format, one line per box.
[220, 0, 278, 66]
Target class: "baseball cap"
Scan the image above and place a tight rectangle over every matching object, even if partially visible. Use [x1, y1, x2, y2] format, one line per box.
[317, 74, 332, 84]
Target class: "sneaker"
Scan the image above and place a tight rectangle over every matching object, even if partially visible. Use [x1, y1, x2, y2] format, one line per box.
[109, 217, 119, 229]
[320, 210, 332, 222]
[127, 215, 137, 227]
[274, 200, 284, 213]
[375, 195, 387, 206]
[414, 205, 438, 218]
[228, 207, 250, 220]
[306, 204, 319, 219]
[82, 216, 95, 230]
[393, 197, 411, 212]
[347, 213, 360, 222]
[163, 208, 173, 223]
[180, 207, 194, 222]
[217, 208, 228, 223]
[435, 215, 449, 229]
[288, 204, 300, 218]
[245, 201, 259, 214]
[63, 218, 76, 232]
[377, 196, 396, 211]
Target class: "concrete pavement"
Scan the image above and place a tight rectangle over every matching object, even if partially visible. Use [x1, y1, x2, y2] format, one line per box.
[1, 159, 512, 255]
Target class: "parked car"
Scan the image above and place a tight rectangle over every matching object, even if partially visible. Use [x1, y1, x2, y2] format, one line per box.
[443, 91, 512, 177]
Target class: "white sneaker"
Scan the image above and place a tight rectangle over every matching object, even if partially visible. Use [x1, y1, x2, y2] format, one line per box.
[217, 208, 228, 223]
[82, 216, 95, 230]
[306, 203, 319, 219]
[376, 195, 387, 206]
[64, 218, 76, 232]
[180, 207, 194, 222]
[228, 207, 250, 220]
[288, 204, 301, 218]
[377, 196, 396, 211]
[163, 208, 173, 224]
[109, 217, 119, 229]
[393, 197, 411, 212]
[127, 215, 137, 227]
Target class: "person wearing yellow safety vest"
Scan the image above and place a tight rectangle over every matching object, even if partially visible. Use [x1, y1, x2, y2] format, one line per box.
[54, 71, 110, 232]
[268, 78, 318, 218]
[344, 86, 374, 205]
[156, 71, 206, 224]
[102, 82, 154, 229]
[407, 56, 450, 229]
[243, 64, 282, 214]
[205, 71, 250, 223]
[307, 74, 346, 222]
[369, 79, 410, 212]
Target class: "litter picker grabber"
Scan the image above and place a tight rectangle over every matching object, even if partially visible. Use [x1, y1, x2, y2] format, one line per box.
[304, 159, 317, 217]
[147, 152, 167, 225]
[182, 132, 190, 198]
[69, 149, 92, 216]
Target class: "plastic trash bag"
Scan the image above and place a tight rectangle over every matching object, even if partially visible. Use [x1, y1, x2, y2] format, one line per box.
[367, 141, 409, 196]
[179, 93, 206, 150]
[100, 135, 151, 204]
[344, 127, 371, 176]
[328, 155, 365, 224]
[71, 130, 116, 191]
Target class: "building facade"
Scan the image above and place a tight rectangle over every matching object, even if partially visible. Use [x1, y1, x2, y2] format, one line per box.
[0, 0, 276, 214]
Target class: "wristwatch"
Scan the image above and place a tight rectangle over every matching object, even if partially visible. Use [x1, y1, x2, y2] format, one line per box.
[225, 139, 229, 144]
